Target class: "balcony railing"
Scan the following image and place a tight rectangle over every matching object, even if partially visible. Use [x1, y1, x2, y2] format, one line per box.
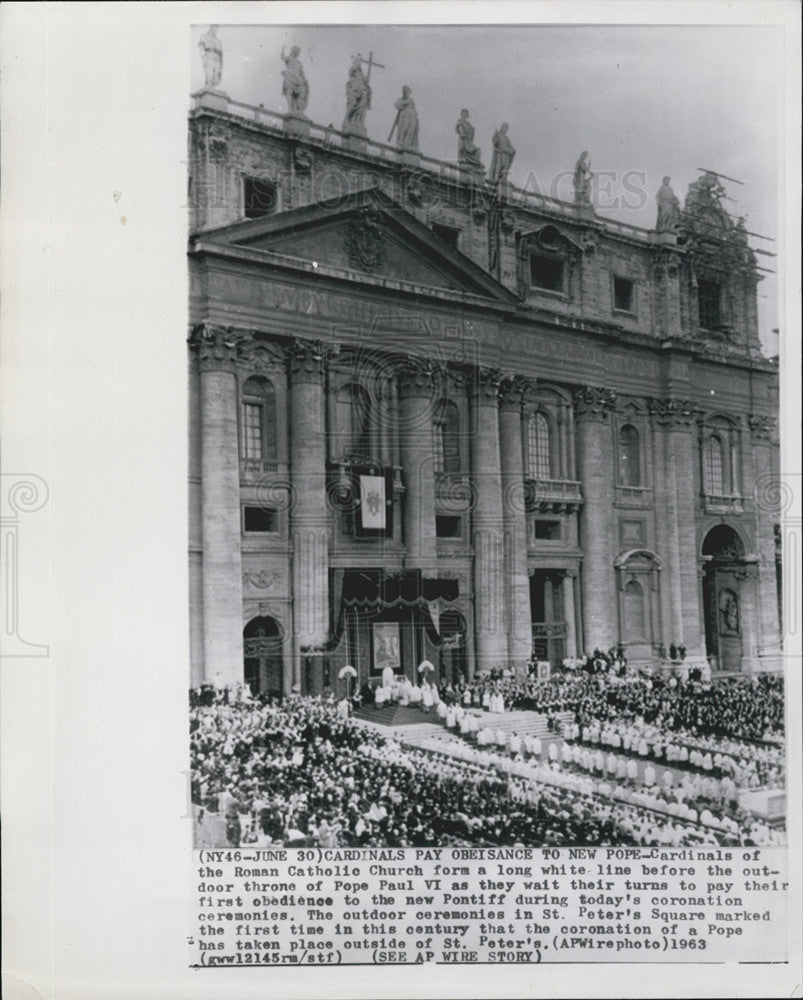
[525, 478, 583, 514]
[615, 484, 653, 508]
[703, 492, 744, 515]
[240, 458, 280, 481]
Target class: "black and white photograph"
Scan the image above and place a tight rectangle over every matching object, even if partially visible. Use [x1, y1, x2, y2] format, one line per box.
[187, 23, 789, 853]
[1, 4, 800, 997]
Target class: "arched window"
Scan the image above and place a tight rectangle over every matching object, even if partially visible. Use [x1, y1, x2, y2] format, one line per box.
[241, 376, 277, 462]
[622, 579, 645, 640]
[433, 400, 460, 473]
[336, 383, 371, 459]
[703, 435, 725, 494]
[618, 424, 641, 486]
[526, 412, 552, 479]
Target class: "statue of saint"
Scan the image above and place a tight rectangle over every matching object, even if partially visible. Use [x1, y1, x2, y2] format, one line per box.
[490, 122, 516, 183]
[455, 109, 483, 170]
[573, 151, 593, 207]
[655, 176, 681, 232]
[281, 45, 309, 113]
[343, 56, 371, 132]
[199, 25, 223, 89]
[388, 86, 419, 152]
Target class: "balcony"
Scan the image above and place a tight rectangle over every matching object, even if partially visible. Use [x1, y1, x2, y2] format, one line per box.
[240, 458, 280, 483]
[703, 492, 744, 515]
[525, 478, 583, 514]
[614, 484, 653, 509]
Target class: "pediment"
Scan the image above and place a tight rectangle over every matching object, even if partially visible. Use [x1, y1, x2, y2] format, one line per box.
[193, 188, 517, 304]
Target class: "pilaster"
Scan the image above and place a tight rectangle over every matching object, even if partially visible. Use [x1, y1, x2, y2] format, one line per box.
[574, 386, 617, 652]
[471, 368, 508, 671]
[191, 324, 244, 685]
[499, 376, 531, 675]
[397, 360, 438, 572]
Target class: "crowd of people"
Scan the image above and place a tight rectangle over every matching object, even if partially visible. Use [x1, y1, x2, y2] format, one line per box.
[190, 657, 786, 849]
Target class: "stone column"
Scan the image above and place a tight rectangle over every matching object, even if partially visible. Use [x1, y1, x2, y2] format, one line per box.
[748, 414, 782, 669]
[652, 399, 707, 669]
[397, 361, 437, 572]
[563, 571, 578, 659]
[471, 368, 508, 672]
[288, 342, 330, 689]
[574, 386, 617, 653]
[193, 325, 244, 686]
[499, 377, 531, 675]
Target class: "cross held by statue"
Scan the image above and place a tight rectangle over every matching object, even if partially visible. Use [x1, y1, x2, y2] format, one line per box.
[354, 51, 385, 82]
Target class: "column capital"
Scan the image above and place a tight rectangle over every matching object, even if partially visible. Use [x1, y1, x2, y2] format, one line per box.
[573, 385, 617, 420]
[472, 366, 503, 404]
[648, 397, 701, 428]
[498, 374, 530, 411]
[396, 358, 438, 399]
[189, 323, 240, 372]
[287, 339, 333, 384]
[748, 413, 775, 442]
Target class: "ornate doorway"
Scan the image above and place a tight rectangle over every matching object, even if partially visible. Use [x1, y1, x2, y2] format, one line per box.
[243, 616, 284, 698]
[701, 525, 745, 672]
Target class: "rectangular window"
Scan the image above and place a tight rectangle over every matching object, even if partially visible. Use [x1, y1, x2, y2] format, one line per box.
[698, 279, 722, 329]
[613, 276, 635, 313]
[243, 177, 278, 219]
[436, 515, 462, 538]
[431, 223, 460, 249]
[533, 519, 561, 540]
[243, 506, 277, 533]
[530, 254, 565, 293]
[241, 402, 263, 459]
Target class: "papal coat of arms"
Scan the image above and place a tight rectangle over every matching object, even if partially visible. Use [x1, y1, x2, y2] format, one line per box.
[344, 207, 386, 273]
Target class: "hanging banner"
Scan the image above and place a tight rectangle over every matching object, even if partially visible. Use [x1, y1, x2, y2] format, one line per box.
[358, 474, 386, 530]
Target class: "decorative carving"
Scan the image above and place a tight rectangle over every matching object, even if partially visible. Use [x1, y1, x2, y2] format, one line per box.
[500, 210, 515, 234]
[237, 337, 286, 371]
[498, 375, 529, 411]
[748, 414, 774, 441]
[405, 176, 424, 207]
[573, 385, 617, 419]
[287, 340, 330, 383]
[490, 123, 516, 184]
[243, 570, 283, 591]
[396, 359, 436, 398]
[648, 397, 700, 427]
[652, 247, 681, 279]
[455, 109, 484, 173]
[655, 177, 681, 233]
[472, 367, 503, 403]
[293, 146, 312, 172]
[198, 25, 223, 89]
[344, 207, 386, 273]
[189, 323, 239, 372]
[280, 46, 309, 113]
[388, 86, 419, 152]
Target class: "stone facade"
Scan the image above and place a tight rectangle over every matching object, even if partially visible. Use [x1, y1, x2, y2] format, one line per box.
[187, 92, 781, 695]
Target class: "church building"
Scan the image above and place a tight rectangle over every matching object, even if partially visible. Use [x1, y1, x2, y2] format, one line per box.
[187, 47, 781, 698]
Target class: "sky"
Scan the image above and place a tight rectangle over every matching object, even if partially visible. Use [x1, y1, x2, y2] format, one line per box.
[190, 23, 784, 351]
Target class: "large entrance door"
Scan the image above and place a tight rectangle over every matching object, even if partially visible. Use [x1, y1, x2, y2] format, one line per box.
[243, 616, 284, 698]
[530, 570, 566, 665]
[701, 526, 745, 672]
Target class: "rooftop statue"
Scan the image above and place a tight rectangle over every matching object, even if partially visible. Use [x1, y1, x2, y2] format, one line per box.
[573, 150, 593, 207]
[343, 55, 372, 134]
[388, 86, 419, 152]
[685, 171, 726, 214]
[456, 109, 484, 172]
[655, 176, 681, 233]
[281, 45, 309, 114]
[199, 25, 223, 89]
[490, 122, 516, 184]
